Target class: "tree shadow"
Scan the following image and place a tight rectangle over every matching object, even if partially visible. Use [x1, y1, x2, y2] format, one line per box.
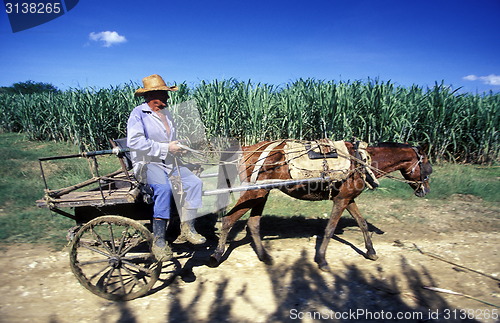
[96, 249, 481, 322]
[82, 212, 488, 323]
[263, 251, 474, 322]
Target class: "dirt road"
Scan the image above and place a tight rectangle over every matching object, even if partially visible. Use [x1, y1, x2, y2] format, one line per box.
[1, 195, 499, 322]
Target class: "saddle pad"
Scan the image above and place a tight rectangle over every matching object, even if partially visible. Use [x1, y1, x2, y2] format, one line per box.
[284, 140, 351, 181]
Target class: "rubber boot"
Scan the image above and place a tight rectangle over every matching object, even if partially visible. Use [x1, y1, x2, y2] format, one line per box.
[152, 218, 172, 261]
[174, 209, 207, 245]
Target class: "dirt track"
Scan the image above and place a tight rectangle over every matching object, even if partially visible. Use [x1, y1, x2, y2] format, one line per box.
[1, 195, 499, 322]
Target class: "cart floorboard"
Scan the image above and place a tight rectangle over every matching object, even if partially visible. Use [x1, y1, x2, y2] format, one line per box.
[36, 187, 135, 209]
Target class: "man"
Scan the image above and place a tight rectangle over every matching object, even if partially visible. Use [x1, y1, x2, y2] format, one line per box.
[127, 74, 206, 261]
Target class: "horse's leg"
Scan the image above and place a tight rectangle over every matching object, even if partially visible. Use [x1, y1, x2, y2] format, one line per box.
[346, 200, 378, 260]
[209, 192, 263, 266]
[246, 192, 272, 264]
[315, 198, 349, 272]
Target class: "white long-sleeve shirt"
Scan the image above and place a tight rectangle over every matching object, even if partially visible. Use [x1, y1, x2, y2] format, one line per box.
[126, 102, 177, 183]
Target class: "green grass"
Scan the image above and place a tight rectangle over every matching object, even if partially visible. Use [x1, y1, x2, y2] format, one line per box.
[0, 133, 121, 248]
[260, 163, 500, 221]
[360, 164, 500, 203]
[0, 133, 498, 248]
[0, 133, 75, 247]
[425, 164, 500, 202]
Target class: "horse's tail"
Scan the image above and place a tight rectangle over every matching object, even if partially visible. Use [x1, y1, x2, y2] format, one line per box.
[215, 140, 241, 216]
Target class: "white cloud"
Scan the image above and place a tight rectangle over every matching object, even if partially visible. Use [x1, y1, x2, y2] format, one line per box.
[463, 75, 478, 81]
[463, 74, 500, 86]
[89, 31, 127, 47]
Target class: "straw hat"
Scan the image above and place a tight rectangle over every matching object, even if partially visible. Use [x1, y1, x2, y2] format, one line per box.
[134, 74, 178, 97]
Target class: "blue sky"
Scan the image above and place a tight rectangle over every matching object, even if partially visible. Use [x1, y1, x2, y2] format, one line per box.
[0, 0, 499, 93]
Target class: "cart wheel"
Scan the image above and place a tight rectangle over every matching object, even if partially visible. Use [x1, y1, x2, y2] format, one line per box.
[69, 215, 162, 301]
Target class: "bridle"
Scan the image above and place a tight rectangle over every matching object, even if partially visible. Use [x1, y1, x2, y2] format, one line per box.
[409, 147, 430, 192]
[359, 146, 430, 193]
[409, 147, 424, 175]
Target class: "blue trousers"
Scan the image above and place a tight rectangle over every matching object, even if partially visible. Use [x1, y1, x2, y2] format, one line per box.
[149, 166, 203, 220]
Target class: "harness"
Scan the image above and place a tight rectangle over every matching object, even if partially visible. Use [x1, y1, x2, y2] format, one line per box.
[170, 140, 430, 194]
[352, 140, 379, 189]
[249, 140, 285, 183]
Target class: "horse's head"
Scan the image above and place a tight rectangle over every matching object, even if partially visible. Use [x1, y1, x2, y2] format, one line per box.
[401, 145, 433, 197]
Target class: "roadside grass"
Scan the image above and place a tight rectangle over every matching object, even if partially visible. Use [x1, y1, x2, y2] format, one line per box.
[0, 132, 498, 248]
[372, 164, 499, 202]
[0, 132, 119, 248]
[261, 164, 499, 220]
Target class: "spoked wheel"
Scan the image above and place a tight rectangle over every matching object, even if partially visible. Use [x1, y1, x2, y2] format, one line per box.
[69, 215, 162, 301]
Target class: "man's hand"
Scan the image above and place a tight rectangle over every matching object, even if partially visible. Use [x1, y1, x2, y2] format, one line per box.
[168, 141, 187, 156]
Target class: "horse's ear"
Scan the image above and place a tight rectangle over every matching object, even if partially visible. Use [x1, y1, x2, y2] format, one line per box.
[419, 142, 430, 154]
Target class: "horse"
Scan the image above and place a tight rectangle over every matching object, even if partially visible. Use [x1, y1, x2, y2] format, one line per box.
[209, 140, 432, 271]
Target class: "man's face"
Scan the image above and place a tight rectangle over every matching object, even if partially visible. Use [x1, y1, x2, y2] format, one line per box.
[146, 91, 170, 111]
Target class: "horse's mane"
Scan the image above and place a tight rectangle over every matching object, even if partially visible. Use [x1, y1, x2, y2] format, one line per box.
[372, 142, 413, 148]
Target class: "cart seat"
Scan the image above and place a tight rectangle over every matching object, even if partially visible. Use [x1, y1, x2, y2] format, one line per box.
[112, 138, 133, 170]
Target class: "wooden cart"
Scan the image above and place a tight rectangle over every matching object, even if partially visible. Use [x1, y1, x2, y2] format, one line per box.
[36, 141, 170, 301]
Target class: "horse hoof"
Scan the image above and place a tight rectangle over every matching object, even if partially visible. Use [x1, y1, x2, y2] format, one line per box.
[366, 253, 378, 261]
[314, 256, 330, 271]
[207, 255, 221, 268]
[261, 254, 274, 266]
[318, 264, 331, 272]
